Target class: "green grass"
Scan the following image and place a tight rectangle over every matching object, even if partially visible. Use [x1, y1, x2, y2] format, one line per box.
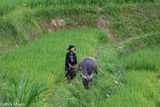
[0, 0, 157, 16]
[0, 0, 159, 56]
[123, 47, 160, 71]
[46, 43, 124, 106]
[102, 4, 160, 53]
[0, 0, 160, 106]
[122, 32, 160, 52]
[103, 4, 160, 41]
[102, 47, 160, 107]
[102, 70, 160, 107]
[0, 28, 105, 106]
[0, 4, 98, 56]
[0, 27, 126, 106]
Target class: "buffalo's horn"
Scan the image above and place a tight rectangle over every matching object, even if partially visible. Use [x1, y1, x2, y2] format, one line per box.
[81, 72, 87, 79]
[81, 72, 94, 79]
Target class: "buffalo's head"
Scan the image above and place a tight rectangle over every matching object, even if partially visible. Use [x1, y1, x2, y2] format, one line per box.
[81, 72, 93, 89]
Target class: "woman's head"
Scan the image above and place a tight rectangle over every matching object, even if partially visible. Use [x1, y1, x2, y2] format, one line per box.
[67, 45, 76, 53]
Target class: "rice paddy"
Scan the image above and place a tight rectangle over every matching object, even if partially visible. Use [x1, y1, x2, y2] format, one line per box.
[103, 47, 160, 107]
[0, 0, 160, 106]
[0, 28, 104, 106]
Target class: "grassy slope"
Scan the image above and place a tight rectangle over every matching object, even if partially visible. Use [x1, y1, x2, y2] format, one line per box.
[103, 4, 160, 52]
[0, 0, 157, 16]
[123, 47, 160, 71]
[0, 5, 98, 55]
[98, 4, 160, 106]
[0, 2, 160, 55]
[104, 4, 160, 41]
[103, 47, 160, 107]
[0, 27, 125, 106]
[0, 0, 160, 106]
[103, 70, 160, 107]
[0, 28, 103, 105]
[46, 43, 124, 107]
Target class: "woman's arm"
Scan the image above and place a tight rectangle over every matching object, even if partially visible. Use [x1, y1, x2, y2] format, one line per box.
[65, 53, 72, 69]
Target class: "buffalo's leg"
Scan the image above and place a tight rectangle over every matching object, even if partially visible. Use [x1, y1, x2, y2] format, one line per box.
[83, 78, 89, 89]
[88, 78, 92, 86]
[95, 70, 98, 74]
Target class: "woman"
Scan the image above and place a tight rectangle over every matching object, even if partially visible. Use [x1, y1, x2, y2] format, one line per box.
[65, 45, 78, 84]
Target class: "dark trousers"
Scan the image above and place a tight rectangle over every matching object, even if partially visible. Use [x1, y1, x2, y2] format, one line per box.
[65, 66, 76, 80]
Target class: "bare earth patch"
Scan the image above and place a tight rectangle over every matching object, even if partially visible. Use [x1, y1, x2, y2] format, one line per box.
[48, 19, 66, 32]
[97, 15, 115, 42]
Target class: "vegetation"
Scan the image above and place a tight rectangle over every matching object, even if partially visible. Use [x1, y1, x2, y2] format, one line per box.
[123, 47, 160, 71]
[0, 0, 157, 16]
[102, 70, 160, 107]
[0, 27, 125, 106]
[104, 4, 160, 41]
[0, 0, 159, 55]
[103, 47, 160, 107]
[47, 43, 124, 106]
[0, 28, 108, 106]
[0, 4, 97, 55]
[103, 4, 160, 53]
[0, 0, 160, 106]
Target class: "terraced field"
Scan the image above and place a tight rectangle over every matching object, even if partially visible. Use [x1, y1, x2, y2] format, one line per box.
[103, 47, 160, 107]
[0, 28, 112, 106]
[0, 0, 160, 106]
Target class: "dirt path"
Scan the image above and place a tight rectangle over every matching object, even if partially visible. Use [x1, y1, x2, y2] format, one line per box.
[116, 31, 156, 45]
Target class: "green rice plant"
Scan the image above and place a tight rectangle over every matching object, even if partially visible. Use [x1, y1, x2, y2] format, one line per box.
[103, 4, 160, 42]
[122, 32, 160, 52]
[0, 28, 124, 106]
[0, 28, 106, 105]
[0, 0, 158, 17]
[1, 2, 160, 56]
[0, 0, 20, 16]
[101, 46, 160, 107]
[47, 43, 125, 106]
[0, 4, 99, 56]
[123, 47, 160, 71]
[101, 70, 160, 107]
[0, 0, 160, 106]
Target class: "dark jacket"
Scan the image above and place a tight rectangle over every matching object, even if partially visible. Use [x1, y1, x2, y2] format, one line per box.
[65, 52, 77, 68]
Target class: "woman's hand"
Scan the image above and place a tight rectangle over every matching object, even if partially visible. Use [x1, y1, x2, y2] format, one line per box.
[68, 63, 72, 69]
[76, 64, 78, 69]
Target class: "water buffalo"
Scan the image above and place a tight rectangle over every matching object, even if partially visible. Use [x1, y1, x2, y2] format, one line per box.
[78, 56, 98, 89]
